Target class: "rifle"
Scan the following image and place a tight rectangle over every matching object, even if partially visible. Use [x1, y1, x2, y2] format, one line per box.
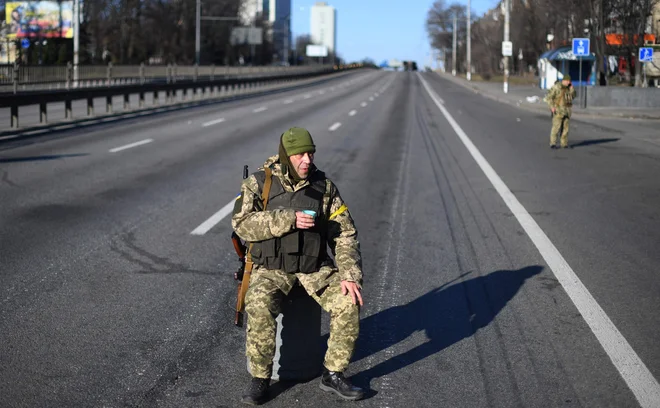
[233, 165, 273, 327]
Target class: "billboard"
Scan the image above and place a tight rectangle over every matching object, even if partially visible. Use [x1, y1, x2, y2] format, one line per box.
[6, 1, 74, 39]
[230, 27, 263, 45]
[306, 45, 328, 57]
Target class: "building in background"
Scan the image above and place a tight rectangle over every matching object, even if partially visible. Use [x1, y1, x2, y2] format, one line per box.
[310, 1, 336, 56]
[267, 0, 291, 64]
[240, 0, 291, 64]
[652, 2, 660, 42]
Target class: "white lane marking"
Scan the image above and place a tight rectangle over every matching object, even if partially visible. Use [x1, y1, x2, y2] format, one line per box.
[202, 118, 225, 127]
[283, 99, 294, 104]
[253, 106, 267, 113]
[375, 92, 380, 97]
[330, 87, 335, 91]
[109, 139, 153, 153]
[369, 97, 374, 101]
[361, 102, 368, 107]
[329, 122, 342, 131]
[191, 199, 235, 235]
[319, 90, 326, 95]
[417, 72, 660, 408]
[349, 110, 357, 116]
[303, 94, 312, 99]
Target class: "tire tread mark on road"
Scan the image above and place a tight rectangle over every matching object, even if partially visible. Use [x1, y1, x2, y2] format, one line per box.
[416, 103, 561, 405]
[355, 72, 412, 405]
[415, 74, 583, 406]
[415, 84, 527, 407]
[137, 288, 239, 407]
[109, 231, 215, 276]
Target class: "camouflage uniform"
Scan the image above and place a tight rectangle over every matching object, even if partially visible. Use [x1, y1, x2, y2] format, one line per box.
[232, 155, 362, 379]
[546, 80, 577, 148]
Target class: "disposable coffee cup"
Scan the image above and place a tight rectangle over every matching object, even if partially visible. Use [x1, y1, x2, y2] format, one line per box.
[302, 210, 317, 219]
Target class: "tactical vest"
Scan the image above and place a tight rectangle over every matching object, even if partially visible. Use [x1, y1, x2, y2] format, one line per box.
[250, 168, 330, 273]
[559, 86, 574, 107]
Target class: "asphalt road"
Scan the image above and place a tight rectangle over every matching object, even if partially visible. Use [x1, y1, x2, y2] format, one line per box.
[1, 69, 659, 408]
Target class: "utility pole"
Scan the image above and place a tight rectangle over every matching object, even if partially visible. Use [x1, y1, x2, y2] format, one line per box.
[452, 14, 457, 76]
[503, 0, 510, 93]
[251, 0, 258, 64]
[195, 0, 201, 65]
[73, 0, 80, 82]
[466, 0, 471, 80]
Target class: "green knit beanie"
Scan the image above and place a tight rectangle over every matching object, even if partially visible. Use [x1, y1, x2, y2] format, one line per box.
[281, 127, 316, 156]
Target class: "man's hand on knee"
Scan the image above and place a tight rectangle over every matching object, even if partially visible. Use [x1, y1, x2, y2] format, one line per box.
[340, 281, 363, 306]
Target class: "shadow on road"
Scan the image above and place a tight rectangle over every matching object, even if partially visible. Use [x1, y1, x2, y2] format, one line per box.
[349, 265, 544, 391]
[0, 153, 88, 163]
[570, 138, 620, 148]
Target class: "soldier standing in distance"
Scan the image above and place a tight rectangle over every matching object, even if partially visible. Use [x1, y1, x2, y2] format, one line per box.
[547, 74, 577, 149]
[232, 127, 364, 405]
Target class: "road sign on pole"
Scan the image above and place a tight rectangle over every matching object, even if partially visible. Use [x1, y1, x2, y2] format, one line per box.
[502, 41, 513, 57]
[639, 47, 653, 62]
[572, 38, 590, 107]
[21, 39, 30, 49]
[640, 48, 653, 86]
[572, 38, 590, 57]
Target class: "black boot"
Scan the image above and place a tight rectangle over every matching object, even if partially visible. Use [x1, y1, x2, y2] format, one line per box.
[241, 377, 270, 405]
[319, 368, 364, 401]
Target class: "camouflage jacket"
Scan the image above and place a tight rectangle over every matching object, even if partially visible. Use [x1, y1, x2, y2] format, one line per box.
[546, 82, 577, 115]
[232, 155, 363, 286]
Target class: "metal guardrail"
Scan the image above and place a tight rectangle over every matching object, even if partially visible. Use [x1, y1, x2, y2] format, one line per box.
[0, 63, 365, 130]
[0, 63, 339, 93]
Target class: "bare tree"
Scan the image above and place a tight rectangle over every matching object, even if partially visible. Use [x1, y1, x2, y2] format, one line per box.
[80, 0, 244, 65]
[426, 0, 468, 73]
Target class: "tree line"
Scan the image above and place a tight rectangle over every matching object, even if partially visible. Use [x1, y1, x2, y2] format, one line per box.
[1, 0, 332, 67]
[426, 0, 659, 86]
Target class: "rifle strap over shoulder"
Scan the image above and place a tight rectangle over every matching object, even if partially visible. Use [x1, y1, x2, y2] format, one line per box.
[245, 167, 273, 263]
[261, 167, 273, 211]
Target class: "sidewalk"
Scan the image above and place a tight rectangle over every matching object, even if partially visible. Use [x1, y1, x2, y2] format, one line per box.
[435, 72, 660, 120]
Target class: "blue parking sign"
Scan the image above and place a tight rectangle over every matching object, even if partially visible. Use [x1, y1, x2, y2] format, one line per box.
[572, 38, 590, 56]
[639, 48, 654, 62]
[21, 39, 30, 49]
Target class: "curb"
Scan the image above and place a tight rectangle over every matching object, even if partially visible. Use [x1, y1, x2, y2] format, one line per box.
[434, 72, 660, 121]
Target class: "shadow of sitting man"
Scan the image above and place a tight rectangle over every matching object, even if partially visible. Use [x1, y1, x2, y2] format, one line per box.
[348, 265, 544, 390]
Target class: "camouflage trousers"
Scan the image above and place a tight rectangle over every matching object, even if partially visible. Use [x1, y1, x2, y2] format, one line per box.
[550, 112, 571, 147]
[244, 266, 360, 379]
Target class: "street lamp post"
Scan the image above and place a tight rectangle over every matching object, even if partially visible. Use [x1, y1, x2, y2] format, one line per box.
[466, 0, 471, 81]
[195, 0, 201, 65]
[503, 0, 510, 93]
[73, 0, 80, 82]
[452, 14, 457, 76]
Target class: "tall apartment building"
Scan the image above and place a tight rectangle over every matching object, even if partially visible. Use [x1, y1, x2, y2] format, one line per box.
[310, 2, 337, 54]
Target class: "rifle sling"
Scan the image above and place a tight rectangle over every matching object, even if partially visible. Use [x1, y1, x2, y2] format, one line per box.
[238, 167, 273, 312]
[245, 166, 272, 263]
